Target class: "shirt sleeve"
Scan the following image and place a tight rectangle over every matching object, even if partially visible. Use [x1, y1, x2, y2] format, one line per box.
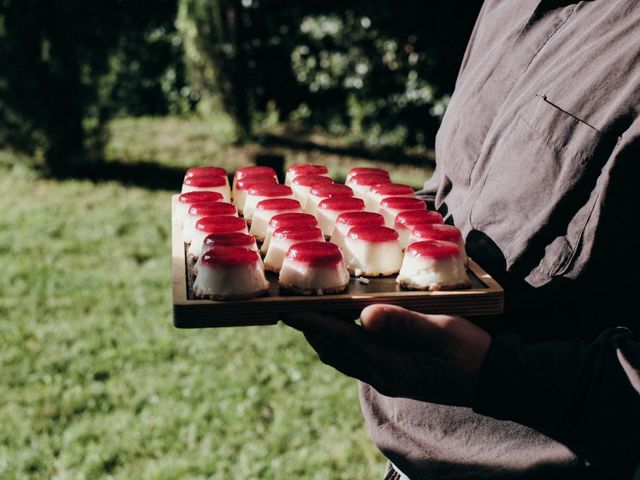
[473, 327, 640, 478]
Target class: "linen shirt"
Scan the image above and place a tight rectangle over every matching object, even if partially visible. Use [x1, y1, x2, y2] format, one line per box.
[360, 1, 640, 478]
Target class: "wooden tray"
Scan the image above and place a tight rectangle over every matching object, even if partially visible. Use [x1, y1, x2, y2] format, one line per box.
[171, 195, 503, 328]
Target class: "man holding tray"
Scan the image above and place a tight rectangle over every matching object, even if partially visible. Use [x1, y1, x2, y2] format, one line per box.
[284, 1, 640, 479]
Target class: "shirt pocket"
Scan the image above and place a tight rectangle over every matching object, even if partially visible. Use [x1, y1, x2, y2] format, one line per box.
[469, 94, 613, 278]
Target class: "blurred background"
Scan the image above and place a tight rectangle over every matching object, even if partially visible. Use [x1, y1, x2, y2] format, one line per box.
[0, 1, 481, 478]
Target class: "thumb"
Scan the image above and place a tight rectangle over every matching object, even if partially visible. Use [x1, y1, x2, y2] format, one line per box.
[360, 304, 452, 347]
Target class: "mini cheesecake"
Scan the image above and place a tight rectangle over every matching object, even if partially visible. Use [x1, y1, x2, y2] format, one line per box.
[316, 197, 366, 237]
[330, 211, 385, 253]
[175, 191, 223, 226]
[379, 197, 427, 228]
[243, 184, 294, 223]
[185, 166, 229, 187]
[284, 163, 330, 186]
[291, 174, 334, 209]
[346, 167, 390, 184]
[409, 224, 468, 267]
[233, 176, 279, 215]
[183, 201, 238, 244]
[263, 225, 324, 272]
[279, 242, 350, 295]
[306, 183, 354, 215]
[181, 175, 231, 201]
[366, 183, 415, 211]
[344, 225, 403, 277]
[188, 215, 249, 258]
[193, 247, 270, 300]
[394, 210, 444, 249]
[232, 165, 278, 192]
[397, 240, 470, 291]
[261, 213, 319, 254]
[193, 232, 258, 274]
[345, 174, 391, 199]
[249, 198, 303, 241]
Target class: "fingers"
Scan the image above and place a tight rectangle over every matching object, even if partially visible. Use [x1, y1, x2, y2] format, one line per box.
[360, 304, 453, 348]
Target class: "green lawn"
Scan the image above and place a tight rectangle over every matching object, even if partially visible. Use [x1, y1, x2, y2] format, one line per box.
[0, 116, 433, 479]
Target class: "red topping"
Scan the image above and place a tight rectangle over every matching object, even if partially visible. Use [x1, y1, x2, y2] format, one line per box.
[287, 164, 329, 176]
[183, 176, 227, 188]
[268, 213, 318, 229]
[188, 201, 237, 217]
[380, 197, 426, 211]
[196, 216, 247, 234]
[347, 225, 399, 243]
[203, 232, 256, 248]
[185, 166, 227, 178]
[369, 183, 414, 196]
[406, 240, 460, 259]
[247, 184, 292, 197]
[234, 166, 277, 180]
[273, 224, 323, 241]
[318, 197, 365, 212]
[336, 211, 385, 227]
[394, 210, 444, 228]
[292, 174, 334, 187]
[178, 191, 223, 205]
[235, 176, 278, 191]
[285, 241, 343, 266]
[347, 167, 390, 182]
[201, 247, 260, 267]
[309, 183, 353, 198]
[411, 224, 462, 242]
[348, 174, 391, 186]
[256, 198, 301, 211]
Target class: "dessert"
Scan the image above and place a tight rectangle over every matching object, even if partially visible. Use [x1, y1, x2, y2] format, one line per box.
[379, 197, 427, 227]
[394, 210, 444, 248]
[284, 163, 330, 186]
[232, 165, 278, 192]
[175, 191, 223, 226]
[193, 247, 270, 300]
[291, 174, 334, 209]
[183, 201, 238, 244]
[193, 232, 258, 274]
[185, 166, 229, 187]
[366, 183, 415, 211]
[409, 223, 468, 267]
[243, 184, 295, 223]
[330, 211, 385, 253]
[346, 174, 391, 198]
[316, 197, 366, 237]
[306, 183, 354, 215]
[261, 212, 319, 254]
[279, 242, 350, 295]
[188, 215, 249, 258]
[263, 225, 324, 272]
[181, 175, 231, 201]
[346, 167, 390, 184]
[344, 225, 403, 277]
[233, 175, 279, 215]
[249, 198, 303, 241]
[397, 240, 470, 291]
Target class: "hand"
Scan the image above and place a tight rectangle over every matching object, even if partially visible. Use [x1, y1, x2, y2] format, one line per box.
[282, 304, 492, 407]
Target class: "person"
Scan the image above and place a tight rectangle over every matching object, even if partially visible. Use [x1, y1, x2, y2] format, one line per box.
[283, 1, 640, 478]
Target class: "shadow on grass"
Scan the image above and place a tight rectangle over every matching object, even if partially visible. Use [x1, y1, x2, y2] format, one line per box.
[259, 133, 435, 167]
[48, 160, 185, 191]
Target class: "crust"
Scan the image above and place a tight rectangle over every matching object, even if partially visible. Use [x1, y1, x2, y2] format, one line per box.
[192, 287, 269, 301]
[397, 278, 472, 291]
[279, 282, 349, 296]
[347, 268, 399, 278]
[264, 262, 280, 273]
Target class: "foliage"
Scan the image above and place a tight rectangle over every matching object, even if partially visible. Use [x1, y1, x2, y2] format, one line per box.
[179, 0, 482, 148]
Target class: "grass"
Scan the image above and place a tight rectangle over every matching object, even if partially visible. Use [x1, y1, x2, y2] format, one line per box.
[0, 116, 434, 479]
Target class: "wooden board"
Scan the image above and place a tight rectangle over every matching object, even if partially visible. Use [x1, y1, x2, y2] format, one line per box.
[171, 195, 503, 328]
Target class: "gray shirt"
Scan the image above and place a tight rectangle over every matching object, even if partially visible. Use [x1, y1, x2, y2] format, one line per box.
[360, 1, 640, 478]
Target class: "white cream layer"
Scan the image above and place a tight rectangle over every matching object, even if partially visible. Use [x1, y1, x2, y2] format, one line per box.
[279, 261, 350, 292]
[396, 254, 468, 289]
[193, 262, 269, 298]
[344, 238, 403, 276]
[250, 206, 302, 240]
